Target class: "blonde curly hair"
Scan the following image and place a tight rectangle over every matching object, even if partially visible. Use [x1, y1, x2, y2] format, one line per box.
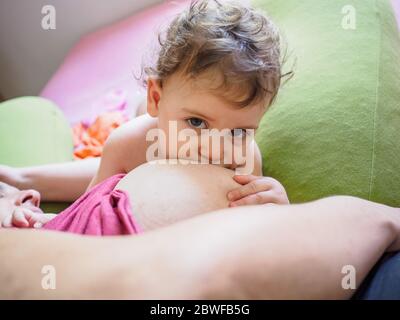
[144, 0, 287, 108]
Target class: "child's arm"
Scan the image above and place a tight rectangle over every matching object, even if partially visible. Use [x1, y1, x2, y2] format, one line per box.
[86, 131, 127, 190]
[0, 158, 99, 202]
[87, 115, 156, 190]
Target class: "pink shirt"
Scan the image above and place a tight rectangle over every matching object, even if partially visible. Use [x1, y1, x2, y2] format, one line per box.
[44, 174, 142, 235]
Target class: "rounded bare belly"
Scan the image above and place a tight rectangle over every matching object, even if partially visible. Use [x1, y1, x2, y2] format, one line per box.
[115, 161, 240, 231]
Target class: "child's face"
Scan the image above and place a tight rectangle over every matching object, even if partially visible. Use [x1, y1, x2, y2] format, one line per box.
[147, 70, 266, 168]
[0, 182, 42, 218]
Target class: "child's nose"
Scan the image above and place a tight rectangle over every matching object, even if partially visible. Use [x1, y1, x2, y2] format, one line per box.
[15, 189, 41, 207]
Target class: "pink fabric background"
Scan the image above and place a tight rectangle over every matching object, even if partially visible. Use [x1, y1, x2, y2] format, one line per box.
[40, 0, 400, 124]
[40, 0, 190, 124]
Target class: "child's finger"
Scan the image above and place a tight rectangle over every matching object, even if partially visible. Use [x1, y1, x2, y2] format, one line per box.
[19, 209, 35, 227]
[33, 222, 43, 229]
[24, 211, 55, 227]
[229, 191, 279, 207]
[32, 214, 56, 229]
[232, 175, 259, 185]
[35, 213, 56, 224]
[11, 208, 30, 227]
[227, 179, 271, 201]
[19, 209, 40, 227]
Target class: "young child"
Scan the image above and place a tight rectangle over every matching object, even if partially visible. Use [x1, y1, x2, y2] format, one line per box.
[89, 0, 289, 201]
[0, 0, 290, 229]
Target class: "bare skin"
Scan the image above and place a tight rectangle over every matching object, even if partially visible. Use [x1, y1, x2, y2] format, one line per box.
[115, 162, 241, 231]
[0, 182, 55, 228]
[1, 0, 398, 299]
[1, 195, 400, 299]
[0, 158, 99, 202]
[87, 70, 274, 206]
[0, 95, 149, 203]
[0, 160, 276, 230]
[1, 162, 400, 299]
[0, 71, 281, 207]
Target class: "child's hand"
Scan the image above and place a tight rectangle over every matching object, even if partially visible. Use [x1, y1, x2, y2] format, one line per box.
[227, 175, 289, 207]
[0, 208, 56, 229]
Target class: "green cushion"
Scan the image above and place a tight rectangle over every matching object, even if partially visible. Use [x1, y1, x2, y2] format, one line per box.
[254, 0, 400, 206]
[0, 97, 73, 212]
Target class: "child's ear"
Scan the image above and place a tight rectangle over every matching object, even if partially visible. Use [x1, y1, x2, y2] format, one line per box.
[147, 78, 162, 117]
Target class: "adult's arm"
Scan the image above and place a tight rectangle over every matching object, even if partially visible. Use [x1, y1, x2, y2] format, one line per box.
[0, 195, 399, 299]
[0, 158, 99, 202]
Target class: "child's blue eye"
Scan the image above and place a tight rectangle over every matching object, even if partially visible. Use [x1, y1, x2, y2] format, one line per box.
[187, 118, 207, 129]
[231, 128, 247, 138]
